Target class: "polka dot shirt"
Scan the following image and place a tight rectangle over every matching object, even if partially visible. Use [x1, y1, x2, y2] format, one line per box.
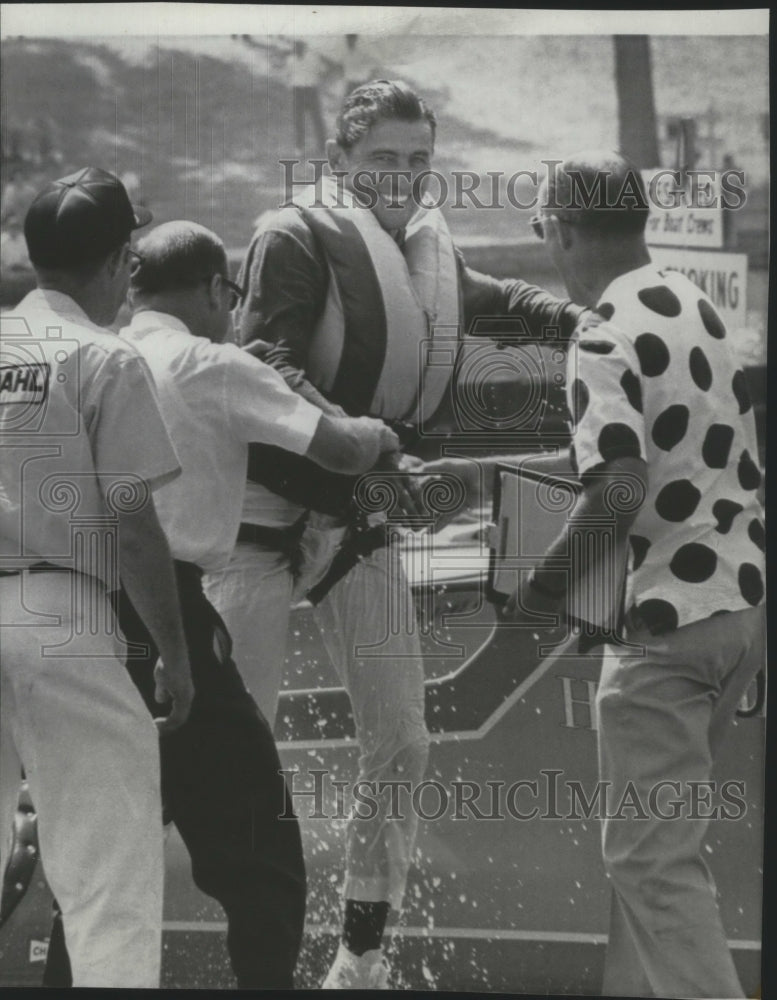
[567, 263, 765, 635]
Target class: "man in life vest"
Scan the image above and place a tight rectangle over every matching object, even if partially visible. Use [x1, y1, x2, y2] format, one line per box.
[204, 79, 593, 989]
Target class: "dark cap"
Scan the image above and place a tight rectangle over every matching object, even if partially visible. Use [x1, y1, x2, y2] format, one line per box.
[24, 166, 152, 269]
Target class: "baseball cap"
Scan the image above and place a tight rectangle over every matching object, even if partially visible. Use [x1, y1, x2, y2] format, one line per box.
[24, 166, 153, 269]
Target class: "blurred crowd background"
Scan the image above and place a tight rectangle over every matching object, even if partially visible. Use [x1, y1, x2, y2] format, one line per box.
[0, 32, 769, 363]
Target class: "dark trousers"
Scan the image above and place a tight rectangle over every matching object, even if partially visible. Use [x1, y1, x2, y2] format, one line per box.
[44, 561, 306, 989]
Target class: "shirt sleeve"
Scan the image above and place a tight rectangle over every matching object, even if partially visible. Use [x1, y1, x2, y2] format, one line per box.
[86, 346, 181, 494]
[459, 248, 586, 341]
[236, 213, 345, 417]
[219, 343, 322, 452]
[568, 324, 647, 480]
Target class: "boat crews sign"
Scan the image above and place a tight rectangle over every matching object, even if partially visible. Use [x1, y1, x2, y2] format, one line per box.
[642, 168, 725, 249]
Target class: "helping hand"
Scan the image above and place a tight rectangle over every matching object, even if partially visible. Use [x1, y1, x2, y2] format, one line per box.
[153, 658, 194, 735]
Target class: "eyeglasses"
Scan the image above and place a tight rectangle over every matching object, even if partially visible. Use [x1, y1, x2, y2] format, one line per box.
[195, 274, 245, 310]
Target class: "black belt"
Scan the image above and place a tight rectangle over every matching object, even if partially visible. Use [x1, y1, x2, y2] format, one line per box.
[236, 519, 306, 553]
[306, 521, 389, 605]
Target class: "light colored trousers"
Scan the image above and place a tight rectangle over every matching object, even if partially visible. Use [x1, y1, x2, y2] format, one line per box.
[205, 536, 430, 911]
[0, 571, 164, 987]
[597, 605, 765, 999]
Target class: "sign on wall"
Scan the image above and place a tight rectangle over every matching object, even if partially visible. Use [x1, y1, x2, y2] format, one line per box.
[642, 168, 724, 249]
[650, 247, 748, 331]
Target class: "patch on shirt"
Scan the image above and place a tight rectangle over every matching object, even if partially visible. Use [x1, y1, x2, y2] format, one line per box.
[0, 363, 50, 405]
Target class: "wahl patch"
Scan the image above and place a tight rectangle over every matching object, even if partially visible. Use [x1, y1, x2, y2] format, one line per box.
[0, 363, 50, 404]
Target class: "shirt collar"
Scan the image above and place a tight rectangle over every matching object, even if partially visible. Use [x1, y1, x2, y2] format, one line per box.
[122, 310, 192, 340]
[597, 262, 661, 307]
[18, 288, 93, 325]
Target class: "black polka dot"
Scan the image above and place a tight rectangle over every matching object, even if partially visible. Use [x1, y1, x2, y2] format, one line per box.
[637, 285, 682, 318]
[570, 378, 589, 425]
[737, 450, 761, 491]
[713, 499, 743, 534]
[697, 298, 726, 339]
[598, 423, 642, 463]
[620, 369, 642, 413]
[748, 518, 765, 552]
[595, 302, 615, 320]
[670, 543, 718, 582]
[636, 598, 679, 634]
[580, 339, 615, 355]
[655, 480, 701, 522]
[732, 370, 752, 414]
[629, 535, 651, 571]
[651, 405, 689, 451]
[635, 333, 670, 377]
[738, 563, 764, 606]
[711, 609, 732, 617]
[701, 424, 734, 469]
[689, 347, 712, 391]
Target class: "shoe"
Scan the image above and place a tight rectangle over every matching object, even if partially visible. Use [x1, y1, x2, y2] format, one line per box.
[321, 943, 389, 989]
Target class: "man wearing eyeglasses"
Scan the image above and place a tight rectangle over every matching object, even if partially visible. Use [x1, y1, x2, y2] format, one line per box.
[507, 152, 765, 998]
[42, 219, 402, 990]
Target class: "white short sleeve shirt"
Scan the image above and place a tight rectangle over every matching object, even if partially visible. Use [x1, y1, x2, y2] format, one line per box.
[121, 311, 322, 572]
[1, 290, 181, 586]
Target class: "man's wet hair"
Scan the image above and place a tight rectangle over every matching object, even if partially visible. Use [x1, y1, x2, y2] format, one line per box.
[546, 151, 650, 236]
[130, 221, 228, 296]
[335, 79, 437, 150]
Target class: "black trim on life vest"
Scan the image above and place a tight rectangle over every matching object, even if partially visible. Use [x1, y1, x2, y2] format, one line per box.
[299, 209, 388, 416]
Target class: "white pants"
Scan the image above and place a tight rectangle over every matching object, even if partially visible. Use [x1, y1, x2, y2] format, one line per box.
[315, 541, 430, 910]
[206, 536, 430, 912]
[597, 605, 765, 998]
[0, 571, 164, 988]
[204, 541, 294, 724]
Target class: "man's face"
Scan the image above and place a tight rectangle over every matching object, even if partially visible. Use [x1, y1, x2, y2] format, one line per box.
[331, 117, 434, 232]
[535, 183, 580, 299]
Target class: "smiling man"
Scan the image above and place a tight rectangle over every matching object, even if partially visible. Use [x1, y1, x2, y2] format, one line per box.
[205, 80, 591, 989]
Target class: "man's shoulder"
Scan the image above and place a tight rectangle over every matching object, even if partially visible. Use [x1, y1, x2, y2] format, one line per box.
[574, 313, 635, 360]
[129, 322, 223, 371]
[152, 330, 263, 386]
[597, 263, 701, 332]
[251, 205, 316, 248]
[8, 296, 140, 372]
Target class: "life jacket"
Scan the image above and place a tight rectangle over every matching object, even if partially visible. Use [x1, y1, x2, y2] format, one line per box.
[291, 175, 462, 422]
